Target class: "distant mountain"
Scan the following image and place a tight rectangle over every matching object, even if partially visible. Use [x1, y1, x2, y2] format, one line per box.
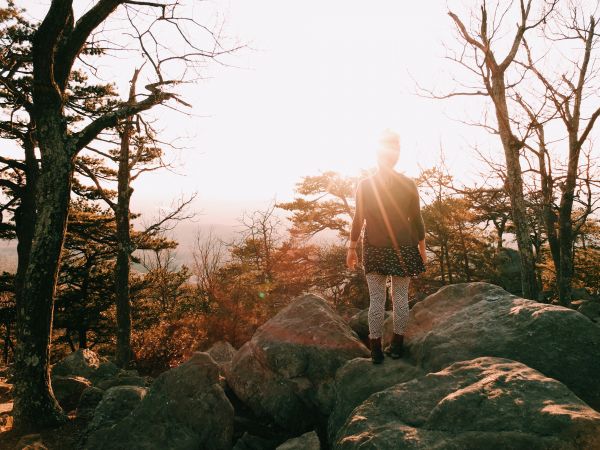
[0, 220, 343, 274]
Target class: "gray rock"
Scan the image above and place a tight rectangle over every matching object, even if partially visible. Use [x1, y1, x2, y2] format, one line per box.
[207, 340, 236, 381]
[76, 386, 105, 420]
[51, 349, 101, 379]
[51, 375, 92, 412]
[87, 385, 147, 434]
[576, 300, 600, 323]
[402, 282, 600, 410]
[88, 361, 120, 384]
[207, 340, 236, 365]
[327, 357, 422, 444]
[336, 305, 362, 323]
[334, 357, 600, 449]
[227, 294, 370, 434]
[84, 352, 234, 450]
[276, 430, 320, 450]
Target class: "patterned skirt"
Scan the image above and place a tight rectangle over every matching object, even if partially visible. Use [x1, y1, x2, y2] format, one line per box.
[362, 234, 426, 277]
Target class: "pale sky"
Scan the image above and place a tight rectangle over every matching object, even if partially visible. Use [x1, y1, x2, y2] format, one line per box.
[15, 1, 515, 258]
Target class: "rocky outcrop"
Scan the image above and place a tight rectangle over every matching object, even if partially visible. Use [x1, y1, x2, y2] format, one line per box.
[76, 386, 105, 420]
[327, 357, 422, 443]
[207, 340, 237, 379]
[334, 357, 600, 449]
[400, 282, 600, 410]
[84, 352, 234, 450]
[49, 349, 153, 420]
[227, 294, 370, 435]
[51, 349, 102, 379]
[86, 386, 147, 435]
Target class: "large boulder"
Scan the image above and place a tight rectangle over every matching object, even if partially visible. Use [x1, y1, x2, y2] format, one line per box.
[401, 282, 600, 410]
[84, 352, 234, 450]
[575, 300, 600, 324]
[334, 357, 600, 449]
[51, 375, 92, 412]
[87, 361, 120, 385]
[227, 294, 370, 434]
[76, 386, 106, 420]
[207, 340, 237, 379]
[51, 349, 102, 379]
[327, 357, 422, 444]
[86, 386, 147, 435]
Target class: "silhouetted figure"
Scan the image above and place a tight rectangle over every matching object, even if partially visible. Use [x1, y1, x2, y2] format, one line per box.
[347, 130, 426, 364]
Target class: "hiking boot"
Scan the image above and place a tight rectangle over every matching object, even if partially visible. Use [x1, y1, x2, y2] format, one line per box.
[369, 337, 384, 364]
[384, 333, 404, 359]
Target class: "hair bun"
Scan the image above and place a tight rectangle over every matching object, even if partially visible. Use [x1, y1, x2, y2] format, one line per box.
[379, 129, 400, 149]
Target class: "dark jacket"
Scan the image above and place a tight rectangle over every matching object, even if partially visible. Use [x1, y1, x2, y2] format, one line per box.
[350, 171, 425, 247]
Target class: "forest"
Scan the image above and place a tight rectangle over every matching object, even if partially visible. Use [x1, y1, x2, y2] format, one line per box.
[0, 0, 599, 449]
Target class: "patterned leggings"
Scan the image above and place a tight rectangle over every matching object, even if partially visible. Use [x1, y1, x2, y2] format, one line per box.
[365, 273, 410, 339]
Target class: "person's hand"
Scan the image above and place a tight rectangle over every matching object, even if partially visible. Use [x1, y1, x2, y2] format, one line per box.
[419, 248, 427, 265]
[346, 248, 358, 270]
[418, 239, 427, 266]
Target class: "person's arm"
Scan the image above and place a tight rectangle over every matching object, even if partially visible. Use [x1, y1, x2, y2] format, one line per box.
[410, 180, 427, 264]
[346, 181, 364, 269]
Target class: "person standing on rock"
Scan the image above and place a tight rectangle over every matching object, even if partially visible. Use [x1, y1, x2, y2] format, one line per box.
[346, 130, 427, 364]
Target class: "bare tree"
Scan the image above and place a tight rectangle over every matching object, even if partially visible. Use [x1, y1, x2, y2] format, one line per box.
[76, 67, 196, 368]
[8, 0, 238, 429]
[425, 1, 558, 299]
[514, 5, 600, 304]
[234, 202, 283, 284]
[191, 228, 227, 310]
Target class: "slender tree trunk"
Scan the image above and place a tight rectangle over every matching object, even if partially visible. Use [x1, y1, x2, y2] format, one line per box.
[13, 121, 73, 428]
[439, 244, 446, 283]
[537, 148, 561, 278]
[114, 115, 134, 368]
[444, 242, 453, 284]
[457, 221, 471, 281]
[495, 222, 504, 249]
[556, 137, 580, 306]
[490, 74, 539, 299]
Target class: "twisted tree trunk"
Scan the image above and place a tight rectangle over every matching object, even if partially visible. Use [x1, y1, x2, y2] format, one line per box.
[114, 115, 134, 368]
[13, 121, 73, 428]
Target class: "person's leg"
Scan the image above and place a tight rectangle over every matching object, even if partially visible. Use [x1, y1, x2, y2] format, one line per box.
[365, 272, 388, 339]
[390, 275, 410, 334]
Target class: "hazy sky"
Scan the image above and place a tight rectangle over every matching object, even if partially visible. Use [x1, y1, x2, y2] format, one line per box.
[20, 1, 500, 252]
